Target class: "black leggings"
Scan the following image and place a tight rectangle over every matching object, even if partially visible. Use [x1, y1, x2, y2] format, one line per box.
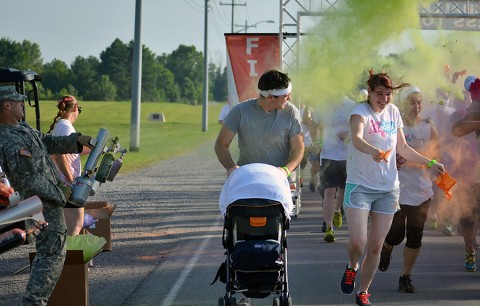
[385, 198, 431, 249]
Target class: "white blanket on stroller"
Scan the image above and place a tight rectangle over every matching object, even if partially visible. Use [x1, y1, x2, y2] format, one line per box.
[219, 163, 293, 219]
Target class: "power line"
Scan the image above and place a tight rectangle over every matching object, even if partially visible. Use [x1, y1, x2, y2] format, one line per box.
[211, 0, 229, 26]
[183, 0, 203, 13]
[219, 0, 246, 33]
[210, 6, 226, 41]
[187, 0, 205, 9]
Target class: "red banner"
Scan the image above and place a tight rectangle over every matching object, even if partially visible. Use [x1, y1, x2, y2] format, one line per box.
[225, 34, 280, 104]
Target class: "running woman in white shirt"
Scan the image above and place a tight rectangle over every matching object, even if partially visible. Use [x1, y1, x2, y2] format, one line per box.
[339, 71, 446, 306]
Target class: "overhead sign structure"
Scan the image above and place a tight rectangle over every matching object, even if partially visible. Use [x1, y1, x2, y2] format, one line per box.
[225, 34, 280, 105]
[420, 17, 480, 31]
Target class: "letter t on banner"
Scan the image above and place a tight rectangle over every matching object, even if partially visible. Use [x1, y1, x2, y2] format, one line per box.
[225, 34, 280, 106]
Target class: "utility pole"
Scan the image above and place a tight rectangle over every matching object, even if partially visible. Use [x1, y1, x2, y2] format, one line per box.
[202, 0, 208, 132]
[220, 0, 246, 33]
[130, 0, 142, 151]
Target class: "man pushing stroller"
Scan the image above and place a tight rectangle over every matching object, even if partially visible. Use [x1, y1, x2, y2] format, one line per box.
[214, 69, 304, 179]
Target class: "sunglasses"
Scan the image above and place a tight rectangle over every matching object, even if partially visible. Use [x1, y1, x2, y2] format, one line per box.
[77, 106, 82, 114]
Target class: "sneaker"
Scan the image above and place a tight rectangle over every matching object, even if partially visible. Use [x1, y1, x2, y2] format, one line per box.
[333, 211, 343, 228]
[309, 182, 316, 192]
[355, 291, 372, 306]
[398, 275, 415, 293]
[322, 221, 327, 233]
[237, 296, 250, 306]
[465, 252, 477, 272]
[340, 265, 357, 294]
[378, 244, 392, 272]
[324, 227, 335, 242]
[442, 225, 455, 236]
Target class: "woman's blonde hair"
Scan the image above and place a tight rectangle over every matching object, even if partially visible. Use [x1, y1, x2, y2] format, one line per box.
[47, 95, 78, 133]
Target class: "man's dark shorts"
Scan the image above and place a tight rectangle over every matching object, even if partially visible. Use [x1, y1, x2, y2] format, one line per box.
[319, 159, 347, 194]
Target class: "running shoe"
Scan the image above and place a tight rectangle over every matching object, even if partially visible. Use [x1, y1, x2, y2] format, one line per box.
[333, 211, 343, 228]
[324, 227, 335, 242]
[398, 275, 415, 293]
[340, 265, 357, 294]
[442, 225, 455, 236]
[322, 221, 327, 232]
[465, 252, 477, 272]
[428, 219, 438, 230]
[378, 244, 392, 272]
[355, 291, 372, 306]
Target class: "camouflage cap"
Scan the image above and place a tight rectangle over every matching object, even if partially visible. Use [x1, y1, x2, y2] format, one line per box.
[0, 86, 26, 102]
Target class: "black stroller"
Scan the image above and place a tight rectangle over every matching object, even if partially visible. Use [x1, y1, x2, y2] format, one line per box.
[213, 163, 293, 306]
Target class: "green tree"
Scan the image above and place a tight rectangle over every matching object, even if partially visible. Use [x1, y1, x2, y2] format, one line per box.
[71, 55, 100, 100]
[89, 75, 117, 101]
[0, 38, 43, 72]
[42, 59, 74, 96]
[156, 64, 179, 102]
[98, 38, 131, 100]
[160, 45, 203, 103]
[132, 42, 160, 102]
[209, 64, 227, 102]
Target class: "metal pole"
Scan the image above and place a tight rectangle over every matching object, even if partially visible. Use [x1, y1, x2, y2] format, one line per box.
[279, 0, 284, 69]
[202, 0, 209, 132]
[245, 19, 247, 33]
[231, 0, 234, 33]
[130, 0, 142, 151]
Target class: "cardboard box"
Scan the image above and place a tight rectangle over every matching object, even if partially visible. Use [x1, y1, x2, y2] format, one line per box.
[29, 250, 88, 306]
[84, 201, 115, 251]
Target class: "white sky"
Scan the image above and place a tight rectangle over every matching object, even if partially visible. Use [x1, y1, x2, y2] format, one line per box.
[0, 0, 283, 67]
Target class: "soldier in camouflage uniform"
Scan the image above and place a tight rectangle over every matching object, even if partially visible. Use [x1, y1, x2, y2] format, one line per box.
[0, 86, 92, 306]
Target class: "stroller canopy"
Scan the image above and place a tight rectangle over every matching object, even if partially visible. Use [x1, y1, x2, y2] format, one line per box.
[219, 163, 294, 219]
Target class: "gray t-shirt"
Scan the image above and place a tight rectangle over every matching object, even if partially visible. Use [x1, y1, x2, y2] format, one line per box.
[224, 98, 302, 167]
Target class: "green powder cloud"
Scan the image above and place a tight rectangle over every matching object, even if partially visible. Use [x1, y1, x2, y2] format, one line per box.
[291, 0, 480, 109]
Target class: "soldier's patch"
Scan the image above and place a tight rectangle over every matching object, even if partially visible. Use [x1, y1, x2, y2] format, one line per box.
[19, 148, 32, 157]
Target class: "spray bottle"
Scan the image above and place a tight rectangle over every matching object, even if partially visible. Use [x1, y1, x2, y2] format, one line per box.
[107, 149, 127, 182]
[95, 137, 119, 183]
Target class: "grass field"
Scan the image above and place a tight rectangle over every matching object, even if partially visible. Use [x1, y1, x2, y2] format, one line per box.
[25, 100, 224, 174]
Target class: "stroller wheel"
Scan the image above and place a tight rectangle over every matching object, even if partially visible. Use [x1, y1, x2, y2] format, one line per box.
[273, 297, 280, 306]
[218, 297, 236, 306]
[218, 297, 225, 306]
[280, 296, 292, 306]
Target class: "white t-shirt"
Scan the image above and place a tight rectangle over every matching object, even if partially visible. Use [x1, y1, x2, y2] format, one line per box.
[346, 102, 403, 191]
[219, 163, 293, 219]
[319, 97, 355, 161]
[218, 105, 230, 122]
[51, 119, 81, 184]
[398, 121, 433, 205]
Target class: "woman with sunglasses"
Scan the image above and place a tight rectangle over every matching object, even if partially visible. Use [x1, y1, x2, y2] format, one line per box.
[48, 95, 88, 236]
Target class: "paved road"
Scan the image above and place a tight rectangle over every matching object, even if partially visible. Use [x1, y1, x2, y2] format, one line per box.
[1, 140, 480, 305]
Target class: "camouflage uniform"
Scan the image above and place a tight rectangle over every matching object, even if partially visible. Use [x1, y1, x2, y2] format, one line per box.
[0, 122, 82, 306]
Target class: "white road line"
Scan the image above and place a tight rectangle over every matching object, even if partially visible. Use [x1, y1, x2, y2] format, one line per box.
[161, 218, 222, 306]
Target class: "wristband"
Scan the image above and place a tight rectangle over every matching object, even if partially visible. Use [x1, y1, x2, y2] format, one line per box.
[281, 166, 291, 177]
[427, 159, 437, 168]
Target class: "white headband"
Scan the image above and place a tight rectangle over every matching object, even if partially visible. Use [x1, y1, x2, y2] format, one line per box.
[259, 82, 292, 97]
[398, 86, 421, 103]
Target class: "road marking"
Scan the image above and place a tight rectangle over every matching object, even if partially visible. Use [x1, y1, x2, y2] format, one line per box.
[161, 217, 222, 306]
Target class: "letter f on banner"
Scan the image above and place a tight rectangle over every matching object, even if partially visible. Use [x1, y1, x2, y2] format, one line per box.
[225, 34, 280, 106]
[246, 37, 259, 54]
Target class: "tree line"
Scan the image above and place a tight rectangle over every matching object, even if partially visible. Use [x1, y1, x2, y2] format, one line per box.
[0, 37, 227, 103]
